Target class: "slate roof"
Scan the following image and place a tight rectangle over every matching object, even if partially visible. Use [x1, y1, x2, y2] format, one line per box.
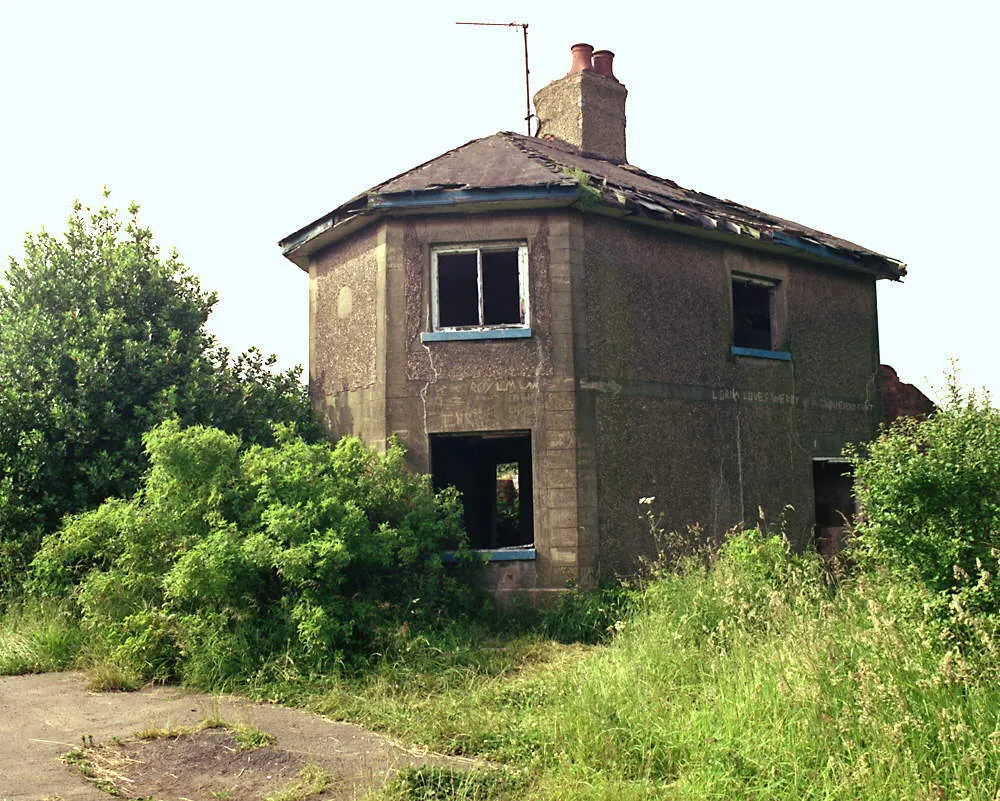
[281, 131, 905, 279]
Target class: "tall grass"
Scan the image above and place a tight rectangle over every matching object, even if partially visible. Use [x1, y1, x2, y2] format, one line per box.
[3, 527, 997, 800]
[0, 599, 84, 674]
[314, 531, 1000, 800]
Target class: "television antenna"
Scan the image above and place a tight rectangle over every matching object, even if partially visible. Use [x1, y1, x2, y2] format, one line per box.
[455, 21, 532, 135]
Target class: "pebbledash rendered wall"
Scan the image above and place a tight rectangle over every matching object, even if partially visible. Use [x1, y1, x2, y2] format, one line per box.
[310, 211, 594, 596]
[581, 216, 880, 577]
[308, 207, 881, 591]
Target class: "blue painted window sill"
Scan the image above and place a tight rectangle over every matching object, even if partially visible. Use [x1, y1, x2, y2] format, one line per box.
[443, 547, 537, 563]
[731, 346, 792, 361]
[421, 328, 532, 343]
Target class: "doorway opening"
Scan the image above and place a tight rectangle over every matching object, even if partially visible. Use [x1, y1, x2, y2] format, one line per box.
[813, 459, 855, 558]
[430, 431, 533, 549]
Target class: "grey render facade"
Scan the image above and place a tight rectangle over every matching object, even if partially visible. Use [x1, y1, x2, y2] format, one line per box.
[280, 45, 905, 597]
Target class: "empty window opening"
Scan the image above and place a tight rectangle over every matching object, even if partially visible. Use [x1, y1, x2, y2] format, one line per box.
[813, 460, 855, 559]
[430, 432, 533, 549]
[732, 276, 776, 350]
[437, 252, 479, 327]
[433, 244, 528, 330]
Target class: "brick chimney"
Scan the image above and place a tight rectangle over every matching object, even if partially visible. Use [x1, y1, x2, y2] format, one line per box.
[533, 43, 628, 163]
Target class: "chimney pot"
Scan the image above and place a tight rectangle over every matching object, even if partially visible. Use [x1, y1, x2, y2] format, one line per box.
[568, 43, 594, 75]
[592, 50, 617, 80]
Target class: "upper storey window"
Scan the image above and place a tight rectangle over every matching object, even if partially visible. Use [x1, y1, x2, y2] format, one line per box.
[731, 274, 791, 361]
[430, 243, 530, 337]
[732, 276, 775, 350]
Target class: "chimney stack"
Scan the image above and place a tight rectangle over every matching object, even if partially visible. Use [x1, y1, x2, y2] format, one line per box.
[533, 43, 628, 163]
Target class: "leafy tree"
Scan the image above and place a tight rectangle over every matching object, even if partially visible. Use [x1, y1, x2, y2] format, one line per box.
[0, 195, 317, 584]
[851, 378, 1000, 615]
[30, 422, 478, 683]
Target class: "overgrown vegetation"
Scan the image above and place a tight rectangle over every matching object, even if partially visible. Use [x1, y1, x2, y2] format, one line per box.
[0, 195, 318, 588]
[311, 530, 999, 800]
[25, 421, 482, 686]
[851, 377, 1000, 617]
[3, 360, 999, 799]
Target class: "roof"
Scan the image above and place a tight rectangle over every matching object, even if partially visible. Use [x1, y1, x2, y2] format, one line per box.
[280, 131, 905, 279]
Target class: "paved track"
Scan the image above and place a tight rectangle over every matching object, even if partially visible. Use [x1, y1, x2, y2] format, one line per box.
[0, 671, 458, 801]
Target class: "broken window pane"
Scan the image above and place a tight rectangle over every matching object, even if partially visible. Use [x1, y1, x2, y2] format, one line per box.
[437, 252, 479, 327]
[732, 279, 774, 350]
[482, 250, 521, 325]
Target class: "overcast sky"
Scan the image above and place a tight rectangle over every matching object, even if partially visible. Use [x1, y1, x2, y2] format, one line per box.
[2, 1, 996, 401]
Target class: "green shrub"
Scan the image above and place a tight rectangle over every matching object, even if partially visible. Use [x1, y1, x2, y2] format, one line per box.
[851, 379, 1000, 616]
[29, 421, 482, 685]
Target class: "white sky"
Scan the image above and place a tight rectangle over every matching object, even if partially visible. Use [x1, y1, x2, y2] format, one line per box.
[2, 1, 997, 401]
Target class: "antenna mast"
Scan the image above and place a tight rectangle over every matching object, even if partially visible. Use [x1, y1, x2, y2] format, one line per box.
[456, 21, 532, 136]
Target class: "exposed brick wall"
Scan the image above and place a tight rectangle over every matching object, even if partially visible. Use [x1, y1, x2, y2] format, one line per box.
[879, 364, 935, 423]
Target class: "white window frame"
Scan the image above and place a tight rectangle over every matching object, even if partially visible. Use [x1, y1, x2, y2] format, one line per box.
[431, 242, 530, 332]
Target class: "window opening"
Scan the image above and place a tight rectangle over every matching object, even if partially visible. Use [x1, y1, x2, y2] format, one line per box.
[813, 460, 855, 559]
[482, 251, 521, 324]
[732, 276, 775, 350]
[437, 252, 479, 327]
[430, 432, 533, 549]
[433, 244, 528, 331]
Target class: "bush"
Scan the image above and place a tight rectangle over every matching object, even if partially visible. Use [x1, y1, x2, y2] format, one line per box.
[851, 379, 1000, 615]
[0, 198, 319, 590]
[29, 421, 483, 685]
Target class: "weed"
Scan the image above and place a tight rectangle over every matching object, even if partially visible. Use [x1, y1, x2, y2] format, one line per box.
[373, 766, 528, 801]
[62, 748, 95, 777]
[0, 599, 84, 675]
[265, 762, 335, 801]
[84, 657, 142, 692]
[231, 722, 277, 750]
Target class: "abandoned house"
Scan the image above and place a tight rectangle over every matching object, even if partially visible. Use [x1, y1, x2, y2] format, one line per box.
[279, 43, 906, 597]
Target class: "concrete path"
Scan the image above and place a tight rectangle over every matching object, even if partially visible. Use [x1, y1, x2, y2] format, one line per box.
[0, 672, 461, 801]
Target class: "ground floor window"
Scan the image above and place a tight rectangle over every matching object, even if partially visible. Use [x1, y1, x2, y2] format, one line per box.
[813, 459, 855, 557]
[430, 431, 533, 549]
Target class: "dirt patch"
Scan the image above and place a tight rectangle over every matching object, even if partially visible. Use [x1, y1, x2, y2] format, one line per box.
[74, 727, 337, 800]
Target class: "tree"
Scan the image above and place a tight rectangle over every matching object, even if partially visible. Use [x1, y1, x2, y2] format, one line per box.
[0, 195, 318, 584]
[851, 377, 1000, 615]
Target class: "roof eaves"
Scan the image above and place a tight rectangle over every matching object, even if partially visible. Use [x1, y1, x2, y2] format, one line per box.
[583, 187, 905, 278]
[280, 184, 581, 270]
[370, 184, 579, 210]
